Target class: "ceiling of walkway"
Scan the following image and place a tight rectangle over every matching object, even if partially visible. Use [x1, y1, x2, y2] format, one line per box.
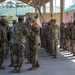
[19, 0, 50, 8]
[0, 0, 4, 3]
[0, 0, 50, 8]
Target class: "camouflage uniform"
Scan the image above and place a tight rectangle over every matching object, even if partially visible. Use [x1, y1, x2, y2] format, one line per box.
[65, 25, 71, 52]
[40, 25, 46, 47]
[60, 25, 66, 49]
[0, 25, 5, 69]
[11, 22, 27, 70]
[43, 25, 51, 55]
[72, 25, 75, 55]
[1, 26, 8, 59]
[29, 25, 39, 70]
[70, 24, 74, 54]
[50, 24, 60, 58]
[42, 25, 48, 50]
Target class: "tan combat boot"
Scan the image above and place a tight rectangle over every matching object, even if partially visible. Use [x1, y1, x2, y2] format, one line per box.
[17, 67, 24, 73]
[28, 65, 36, 70]
[0, 66, 5, 70]
[36, 61, 40, 68]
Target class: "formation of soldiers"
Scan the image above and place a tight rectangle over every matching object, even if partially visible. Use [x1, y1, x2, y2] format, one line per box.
[40, 19, 60, 58]
[60, 21, 75, 55]
[1, 16, 75, 73]
[0, 17, 39, 72]
[40, 19, 75, 58]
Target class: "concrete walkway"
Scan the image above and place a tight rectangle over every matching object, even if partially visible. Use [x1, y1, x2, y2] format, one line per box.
[0, 47, 75, 75]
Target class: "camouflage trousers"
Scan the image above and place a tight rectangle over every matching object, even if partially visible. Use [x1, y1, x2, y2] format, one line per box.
[41, 37, 45, 47]
[45, 39, 51, 55]
[4, 44, 8, 59]
[70, 40, 75, 56]
[66, 39, 71, 52]
[0, 44, 4, 66]
[50, 40, 58, 56]
[11, 43, 24, 68]
[29, 45, 38, 65]
[24, 39, 29, 58]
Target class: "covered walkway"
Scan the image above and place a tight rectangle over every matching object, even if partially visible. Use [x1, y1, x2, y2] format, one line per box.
[0, 47, 75, 75]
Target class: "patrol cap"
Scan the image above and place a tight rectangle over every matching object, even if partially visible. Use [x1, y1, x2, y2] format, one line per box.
[50, 19, 54, 22]
[53, 19, 56, 22]
[18, 17, 24, 21]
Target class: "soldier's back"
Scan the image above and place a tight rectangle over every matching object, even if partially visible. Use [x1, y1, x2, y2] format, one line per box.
[12, 22, 27, 44]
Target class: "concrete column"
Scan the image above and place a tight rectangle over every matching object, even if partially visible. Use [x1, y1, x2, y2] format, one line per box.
[50, 0, 53, 14]
[35, 8, 38, 13]
[43, 4, 46, 13]
[60, 0, 65, 23]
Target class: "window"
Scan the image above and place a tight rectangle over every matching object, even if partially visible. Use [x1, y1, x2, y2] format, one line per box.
[66, 12, 68, 16]
[71, 16, 72, 18]
[73, 13, 75, 18]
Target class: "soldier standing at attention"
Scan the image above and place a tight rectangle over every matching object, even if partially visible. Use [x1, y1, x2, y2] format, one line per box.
[11, 17, 28, 72]
[50, 19, 60, 58]
[8, 20, 17, 67]
[60, 22, 66, 49]
[0, 19, 7, 70]
[71, 20, 75, 56]
[28, 21, 40, 70]
[0, 19, 8, 59]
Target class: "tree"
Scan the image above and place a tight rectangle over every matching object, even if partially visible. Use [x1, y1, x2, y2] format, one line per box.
[6, 0, 15, 8]
[5, 14, 17, 24]
[72, 0, 75, 5]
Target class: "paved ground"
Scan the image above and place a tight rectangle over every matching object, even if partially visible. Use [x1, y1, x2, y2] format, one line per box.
[0, 47, 75, 75]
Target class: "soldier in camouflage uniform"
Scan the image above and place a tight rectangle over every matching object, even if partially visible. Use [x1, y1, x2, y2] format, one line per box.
[28, 21, 39, 70]
[8, 20, 17, 67]
[24, 19, 33, 64]
[50, 19, 60, 58]
[43, 22, 51, 55]
[69, 22, 74, 54]
[60, 22, 66, 49]
[0, 19, 7, 70]
[40, 22, 45, 47]
[65, 23, 71, 52]
[71, 20, 75, 56]
[41, 25, 47, 50]
[0, 19, 8, 59]
[11, 17, 28, 72]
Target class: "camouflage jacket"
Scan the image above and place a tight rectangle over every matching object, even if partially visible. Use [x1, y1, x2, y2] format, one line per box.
[0, 26, 6, 45]
[11, 22, 28, 44]
[72, 25, 75, 40]
[29, 26, 39, 45]
[50, 25, 60, 40]
[60, 26, 66, 39]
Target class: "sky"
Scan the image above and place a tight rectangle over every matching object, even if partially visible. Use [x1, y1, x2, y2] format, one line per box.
[5, 0, 74, 9]
[56, 0, 73, 8]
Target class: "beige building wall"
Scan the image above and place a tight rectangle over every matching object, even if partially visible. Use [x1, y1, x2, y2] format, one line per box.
[29, 13, 60, 44]
[30, 13, 60, 25]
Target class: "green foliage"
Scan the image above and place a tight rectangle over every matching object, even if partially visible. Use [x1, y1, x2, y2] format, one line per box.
[5, 14, 17, 24]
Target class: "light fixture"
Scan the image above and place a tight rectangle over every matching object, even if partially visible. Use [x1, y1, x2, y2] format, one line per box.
[30, 1, 32, 3]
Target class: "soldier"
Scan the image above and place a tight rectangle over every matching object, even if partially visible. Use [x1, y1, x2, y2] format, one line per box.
[60, 22, 65, 49]
[71, 20, 75, 56]
[50, 19, 60, 58]
[40, 22, 45, 47]
[65, 23, 71, 52]
[43, 22, 51, 55]
[28, 21, 40, 70]
[24, 19, 33, 64]
[0, 19, 7, 70]
[69, 22, 74, 54]
[0, 19, 8, 59]
[8, 20, 17, 67]
[11, 17, 28, 72]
